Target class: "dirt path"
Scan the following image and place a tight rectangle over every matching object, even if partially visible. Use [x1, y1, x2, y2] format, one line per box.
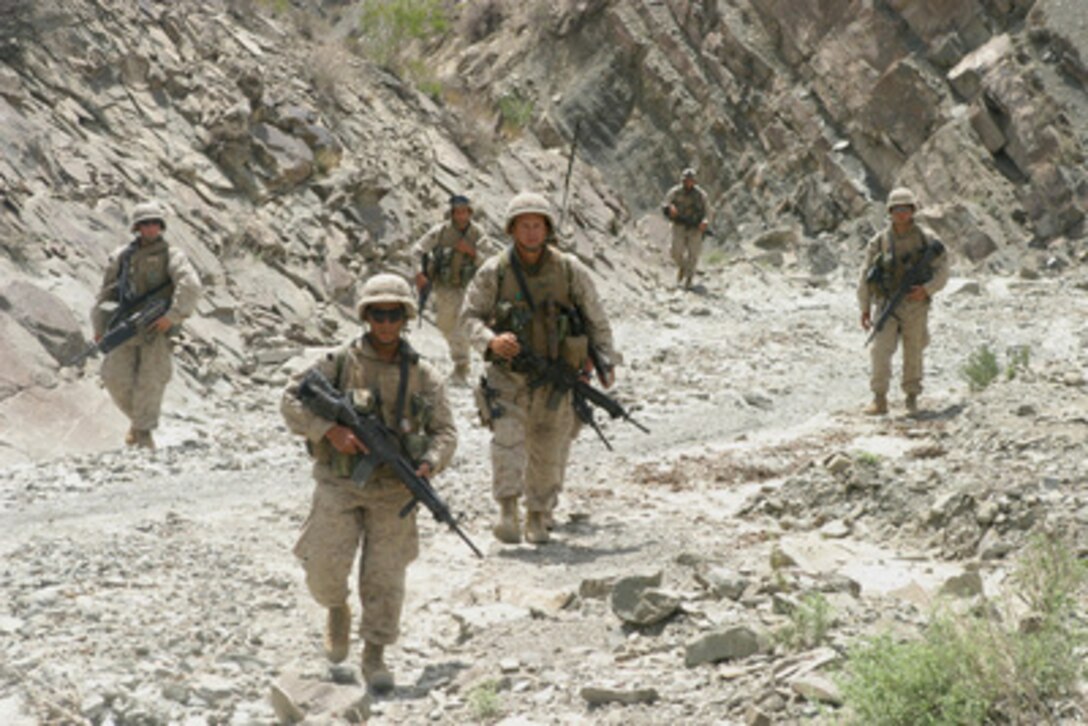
[2, 264, 1085, 724]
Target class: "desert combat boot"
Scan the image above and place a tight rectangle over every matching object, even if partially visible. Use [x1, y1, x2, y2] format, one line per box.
[525, 511, 549, 545]
[864, 394, 888, 416]
[492, 496, 521, 544]
[362, 642, 394, 693]
[125, 428, 155, 449]
[905, 393, 919, 415]
[324, 604, 351, 663]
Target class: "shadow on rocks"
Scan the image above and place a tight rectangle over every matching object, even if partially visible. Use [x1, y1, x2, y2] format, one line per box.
[909, 403, 966, 422]
[387, 660, 472, 701]
[496, 542, 643, 566]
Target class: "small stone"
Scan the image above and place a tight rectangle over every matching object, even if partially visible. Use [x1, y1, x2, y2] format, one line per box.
[939, 570, 984, 598]
[977, 529, 1013, 560]
[697, 566, 749, 601]
[824, 453, 851, 475]
[193, 674, 234, 704]
[790, 674, 843, 705]
[499, 658, 520, 674]
[579, 576, 616, 600]
[819, 519, 851, 539]
[328, 664, 358, 685]
[746, 705, 773, 726]
[685, 626, 769, 667]
[769, 545, 797, 570]
[580, 686, 659, 706]
[269, 684, 304, 724]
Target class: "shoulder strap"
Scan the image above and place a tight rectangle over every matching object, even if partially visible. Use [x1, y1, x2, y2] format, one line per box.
[507, 246, 536, 311]
[393, 339, 419, 433]
[116, 240, 139, 304]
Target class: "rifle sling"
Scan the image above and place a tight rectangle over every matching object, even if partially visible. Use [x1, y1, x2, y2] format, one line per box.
[507, 246, 536, 312]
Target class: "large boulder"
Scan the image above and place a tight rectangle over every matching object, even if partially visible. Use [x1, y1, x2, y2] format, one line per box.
[0, 280, 87, 365]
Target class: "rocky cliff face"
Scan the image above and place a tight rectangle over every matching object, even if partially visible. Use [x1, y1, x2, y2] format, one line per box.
[432, 0, 1087, 269]
[0, 0, 638, 463]
[0, 0, 1085, 463]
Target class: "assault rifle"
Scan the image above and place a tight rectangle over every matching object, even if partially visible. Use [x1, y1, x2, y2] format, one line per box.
[295, 369, 483, 559]
[662, 206, 713, 237]
[418, 252, 432, 329]
[511, 347, 649, 449]
[67, 283, 172, 366]
[865, 240, 945, 347]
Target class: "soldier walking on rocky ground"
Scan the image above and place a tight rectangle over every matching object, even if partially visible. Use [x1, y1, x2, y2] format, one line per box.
[91, 200, 201, 449]
[859, 187, 950, 416]
[281, 273, 457, 693]
[461, 192, 618, 545]
[662, 168, 710, 289]
[412, 194, 488, 386]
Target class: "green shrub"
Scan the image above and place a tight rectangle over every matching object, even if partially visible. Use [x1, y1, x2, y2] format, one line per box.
[854, 451, 880, 467]
[466, 679, 502, 721]
[358, 0, 448, 69]
[842, 536, 1086, 725]
[776, 592, 833, 650]
[497, 91, 534, 132]
[961, 344, 999, 391]
[1005, 344, 1031, 381]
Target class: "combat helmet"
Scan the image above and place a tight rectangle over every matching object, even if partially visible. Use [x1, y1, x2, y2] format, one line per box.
[130, 200, 167, 231]
[355, 273, 417, 321]
[886, 187, 917, 210]
[504, 191, 555, 234]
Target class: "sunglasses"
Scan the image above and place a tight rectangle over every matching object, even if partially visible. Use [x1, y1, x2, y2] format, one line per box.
[366, 307, 406, 323]
[889, 205, 914, 214]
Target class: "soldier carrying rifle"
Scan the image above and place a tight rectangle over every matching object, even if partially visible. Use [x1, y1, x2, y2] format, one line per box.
[89, 200, 201, 449]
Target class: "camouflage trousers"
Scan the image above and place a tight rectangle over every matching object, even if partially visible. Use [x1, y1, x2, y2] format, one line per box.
[100, 334, 172, 431]
[870, 299, 931, 396]
[293, 468, 419, 646]
[487, 366, 576, 514]
[670, 225, 703, 284]
[433, 286, 471, 369]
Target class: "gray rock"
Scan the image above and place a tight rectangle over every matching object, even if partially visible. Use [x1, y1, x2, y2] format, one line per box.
[752, 227, 798, 250]
[977, 529, 1013, 560]
[685, 626, 769, 667]
[824, 452, 851, 475]
[579, 575, 617, 600]
[697, 566, 749, 601]
[746, 705, 773, 726]
[819, 519, 851, 539]
[580, 685, 659, 706]
[0, 280, 87, 365]
[790, 674, 843, 705]
[613, 586, 680, 627]
[609, 571, 661, 621]
[939, 570, 984, 599]
[268, 683, 304, 724]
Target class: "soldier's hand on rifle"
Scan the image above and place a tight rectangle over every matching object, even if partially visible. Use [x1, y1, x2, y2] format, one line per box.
[906, 285, 929, 302]
[326, 425, 370, 455]
[415, 461, 432, 478]
[415, 272, 429, 291]
[698, 220, 708, 233]
[860, 311, 872, 331]
[667, 204, 677, 219]
[150, 317, 172, 333]
[488, 332, 520, 360]
[454, 239, 476, 257]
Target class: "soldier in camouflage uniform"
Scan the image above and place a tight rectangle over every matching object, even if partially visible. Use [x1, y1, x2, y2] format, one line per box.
[92, 200, 201, 449]
[460, 192, 618, 545]
[281, 273, 457, 693]
[413, 195, 487, 384]
[662, 168, 710, 289]
[858, 187, 950, 415]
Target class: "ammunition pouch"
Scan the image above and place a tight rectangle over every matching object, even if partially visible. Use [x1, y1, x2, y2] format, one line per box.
[559, 334, 589, 371]
[431, 246, 476, 288]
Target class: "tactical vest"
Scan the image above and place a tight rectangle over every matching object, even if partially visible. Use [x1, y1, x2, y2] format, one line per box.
[428, 223, 481, 288]
[118, 237, 174, 306]
[670, 187, 706, 227]
[492, 247, 588, 371]
[310, 339, 434, 480]
[873, 226, 932, 296]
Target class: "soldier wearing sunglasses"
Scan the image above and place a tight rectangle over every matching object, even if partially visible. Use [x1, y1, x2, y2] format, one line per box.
[281, 273, 457, 693]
